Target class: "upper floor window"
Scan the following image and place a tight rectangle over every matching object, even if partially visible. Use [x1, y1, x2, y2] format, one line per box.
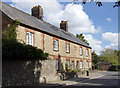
[80, 47, 83, 55]
[66, 42, 70, 53]
[54, 39, 58, 51]
[26, 31, 34, 46]
[86, 49, 89, 56]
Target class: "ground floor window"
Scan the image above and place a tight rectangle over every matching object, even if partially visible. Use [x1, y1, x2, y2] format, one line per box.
[80, 61, 83, 69]
[67, 60, 70, 68]
[56, 60, 59, 71]
[86, 61, 89, 68]
[72, 61, 74, 70]
[76, 61, 79, 69]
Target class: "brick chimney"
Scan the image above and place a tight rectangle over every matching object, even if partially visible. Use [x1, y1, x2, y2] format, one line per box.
[32, 5, 43, 20]
[60, 21, 68, 32]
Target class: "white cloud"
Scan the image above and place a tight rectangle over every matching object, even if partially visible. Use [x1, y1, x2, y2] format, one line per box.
[84, 34, 103, 55]
[106, 17, 112, 22]
[10, 0, 100, 34]
[102, 32, 119, 50]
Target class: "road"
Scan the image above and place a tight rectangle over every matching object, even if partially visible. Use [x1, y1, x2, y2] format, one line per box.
[1, 72, 119, 88]
[66, 72, 119, 86]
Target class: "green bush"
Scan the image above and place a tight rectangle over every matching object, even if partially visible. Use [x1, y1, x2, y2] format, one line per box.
[89, 68, 92, 70]
[2, 39, 49, 60]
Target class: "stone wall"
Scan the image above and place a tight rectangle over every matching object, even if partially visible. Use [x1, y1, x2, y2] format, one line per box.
[2, 59, 59, 87]
[38, 60, 59, 83]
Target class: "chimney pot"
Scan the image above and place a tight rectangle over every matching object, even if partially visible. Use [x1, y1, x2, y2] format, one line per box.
[60, 21, 68, 32]
[31, 5, 43, 21]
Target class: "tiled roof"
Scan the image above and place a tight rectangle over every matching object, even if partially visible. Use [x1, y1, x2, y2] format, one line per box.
[0, 2, 91, 48]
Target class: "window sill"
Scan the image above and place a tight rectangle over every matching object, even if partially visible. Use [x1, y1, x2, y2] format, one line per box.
[80, 54, 83, 56]
[54, 49, 59, 52]
[66, 51, 70, 54]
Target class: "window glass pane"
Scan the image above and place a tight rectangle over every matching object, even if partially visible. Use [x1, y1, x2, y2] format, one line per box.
[66, 43, 69, 53]
[26, 32, 29, 44]
[76, 61, 79, 69]
[56, 60, 58, 71]
[29, 33, 32, 45]
[26, 31, 34, 46]
[86, 62, 89, 68]
[80, 47, 82, 55]
[86, 49, 88, 56]
[54, 39, 58, 51]
[72, 61, 74, 70]
[67, 60, 70, 67]
[31, 33, 33, 45]
[80, 61, 82, 69]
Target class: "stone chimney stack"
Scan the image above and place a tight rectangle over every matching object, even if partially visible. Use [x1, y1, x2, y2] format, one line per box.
[60, 21, 68, 32]
[32, 5, 43, 20]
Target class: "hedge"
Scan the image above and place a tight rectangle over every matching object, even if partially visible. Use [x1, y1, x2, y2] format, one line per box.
[2, 39, 49, 60]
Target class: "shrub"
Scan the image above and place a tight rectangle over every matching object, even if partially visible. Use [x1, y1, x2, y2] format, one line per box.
[89, 68, 92, 70]
[2, 39, 49, 60]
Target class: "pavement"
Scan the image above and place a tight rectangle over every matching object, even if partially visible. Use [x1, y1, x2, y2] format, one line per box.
[69, 71, 119, 86]
[48, 71, 119, 87]
[48, 71, 104, 86]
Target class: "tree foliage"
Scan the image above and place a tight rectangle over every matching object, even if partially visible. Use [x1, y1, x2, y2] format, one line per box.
[92, 48, 119, 66]
[92, 51, 99, 65]
[73, 0, 120, 7]
[99, 48, 119, 65]
[76, 34, 89, 45]
[2, 19, 20, 40]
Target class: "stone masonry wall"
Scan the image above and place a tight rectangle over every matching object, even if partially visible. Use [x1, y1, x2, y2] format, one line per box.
[38, 60, 59, 83]
[2, 59, 59, 87]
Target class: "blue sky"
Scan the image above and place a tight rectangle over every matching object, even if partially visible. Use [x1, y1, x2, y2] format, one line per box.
[3, 0, 119, 54]
[60, 2, 118, 49]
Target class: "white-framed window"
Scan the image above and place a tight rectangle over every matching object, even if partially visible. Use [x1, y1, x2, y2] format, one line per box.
[67, 60, 70, 67]
[86, 61, 89, 68]
[66, 43, 70, 53]
[72, 61, 74, 70]
[26, 31, 34, 46]
[56, 60, 59, 71]
[54, 39, 58, 51]
[80, 61, 83, 69]
[86, 49, 89, 56]
[80, 47, 83, 55]
[76, 61, 79, 69]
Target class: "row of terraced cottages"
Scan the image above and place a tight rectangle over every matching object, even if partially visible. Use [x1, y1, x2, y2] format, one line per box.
[1, 2, 92, 73]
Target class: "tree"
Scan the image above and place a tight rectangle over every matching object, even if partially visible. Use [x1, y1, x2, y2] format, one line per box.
[73, 0, 120, 8]
[92, 51, 99, 65]
[92, 51, 100, 69]
[76, 34, 89, 45]
[99, 48, 119, 65]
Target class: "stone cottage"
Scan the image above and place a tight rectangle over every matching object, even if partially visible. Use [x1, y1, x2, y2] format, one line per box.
[1, 2, 92, 77]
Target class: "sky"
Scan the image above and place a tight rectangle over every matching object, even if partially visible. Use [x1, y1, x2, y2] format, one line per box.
[2, 0, 119, 55]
